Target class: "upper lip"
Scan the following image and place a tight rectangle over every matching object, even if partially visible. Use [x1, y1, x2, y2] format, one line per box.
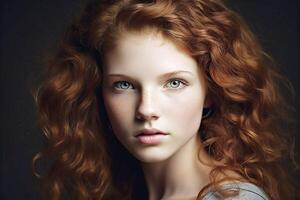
[135, 128, 168, 137]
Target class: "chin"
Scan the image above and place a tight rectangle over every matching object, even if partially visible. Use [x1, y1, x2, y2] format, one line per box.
[136, 156, 170, 163]
[130, 148, 173, 163]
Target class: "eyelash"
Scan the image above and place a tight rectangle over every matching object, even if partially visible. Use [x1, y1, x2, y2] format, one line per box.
[165, 79, 188, 89]
[112, 79, 188, 91]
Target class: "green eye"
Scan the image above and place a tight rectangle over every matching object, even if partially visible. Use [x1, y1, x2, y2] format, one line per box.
[114, 81, 134, 90]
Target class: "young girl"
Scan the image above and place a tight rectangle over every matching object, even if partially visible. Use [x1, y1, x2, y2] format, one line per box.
[33, 0, 298, 199]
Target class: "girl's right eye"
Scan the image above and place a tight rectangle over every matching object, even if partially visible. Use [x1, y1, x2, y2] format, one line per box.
[113, 81, 134, 90]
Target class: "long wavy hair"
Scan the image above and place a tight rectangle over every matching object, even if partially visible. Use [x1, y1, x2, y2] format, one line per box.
[32, 0, 298, 199]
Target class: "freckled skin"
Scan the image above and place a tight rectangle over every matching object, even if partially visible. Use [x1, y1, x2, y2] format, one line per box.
[102, 32, 208, 163]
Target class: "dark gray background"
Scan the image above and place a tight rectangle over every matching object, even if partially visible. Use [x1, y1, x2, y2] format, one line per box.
[1, 0, 299, 199]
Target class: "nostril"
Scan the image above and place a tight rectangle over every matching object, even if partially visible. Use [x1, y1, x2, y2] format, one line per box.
[135, 111, 159, 121]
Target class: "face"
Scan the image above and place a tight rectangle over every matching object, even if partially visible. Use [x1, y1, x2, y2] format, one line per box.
[102, 31, 208, 163]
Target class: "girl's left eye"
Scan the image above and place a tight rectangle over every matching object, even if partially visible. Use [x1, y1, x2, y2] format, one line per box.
[165, 79, 187, 89]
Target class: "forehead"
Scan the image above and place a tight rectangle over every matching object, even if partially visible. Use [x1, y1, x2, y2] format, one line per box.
[104, 32, 198, 75]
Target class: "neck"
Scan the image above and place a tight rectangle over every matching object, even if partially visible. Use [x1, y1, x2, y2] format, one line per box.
[140, 135, 212, 200]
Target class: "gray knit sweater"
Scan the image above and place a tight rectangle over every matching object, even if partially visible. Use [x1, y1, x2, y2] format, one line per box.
[202, 182, 269, 200]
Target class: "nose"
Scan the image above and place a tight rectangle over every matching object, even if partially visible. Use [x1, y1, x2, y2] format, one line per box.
[135, 90, 160, 121]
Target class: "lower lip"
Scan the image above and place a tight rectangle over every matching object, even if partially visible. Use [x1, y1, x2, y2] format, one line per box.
[136, 134, 168, 144]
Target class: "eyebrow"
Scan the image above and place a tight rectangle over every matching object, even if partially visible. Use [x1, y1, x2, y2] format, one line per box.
[106, 70, 194, 80]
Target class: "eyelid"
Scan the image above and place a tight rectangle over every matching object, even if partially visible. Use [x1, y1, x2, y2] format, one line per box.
[168, 78, 188, 84]
[113, 81, 135, 90]
[165, 78, 188, 89]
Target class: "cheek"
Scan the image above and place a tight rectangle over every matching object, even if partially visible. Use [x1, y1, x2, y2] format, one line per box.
[164, 91, 204, 133]
[182, 102, 203, 129]
[102, 94, 135, 131]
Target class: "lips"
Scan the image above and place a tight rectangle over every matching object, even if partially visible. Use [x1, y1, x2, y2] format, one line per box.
[135, 128, 169, 144]
[135, 128, 168, 137]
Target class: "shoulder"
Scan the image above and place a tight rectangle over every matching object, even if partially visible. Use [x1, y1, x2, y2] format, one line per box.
[202, 182, 270, 200]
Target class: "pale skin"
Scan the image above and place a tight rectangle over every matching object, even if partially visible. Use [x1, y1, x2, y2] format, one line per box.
[102, 31, 214, 200]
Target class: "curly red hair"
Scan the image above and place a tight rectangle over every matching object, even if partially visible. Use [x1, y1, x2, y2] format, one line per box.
[33, 0, 298, 199]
